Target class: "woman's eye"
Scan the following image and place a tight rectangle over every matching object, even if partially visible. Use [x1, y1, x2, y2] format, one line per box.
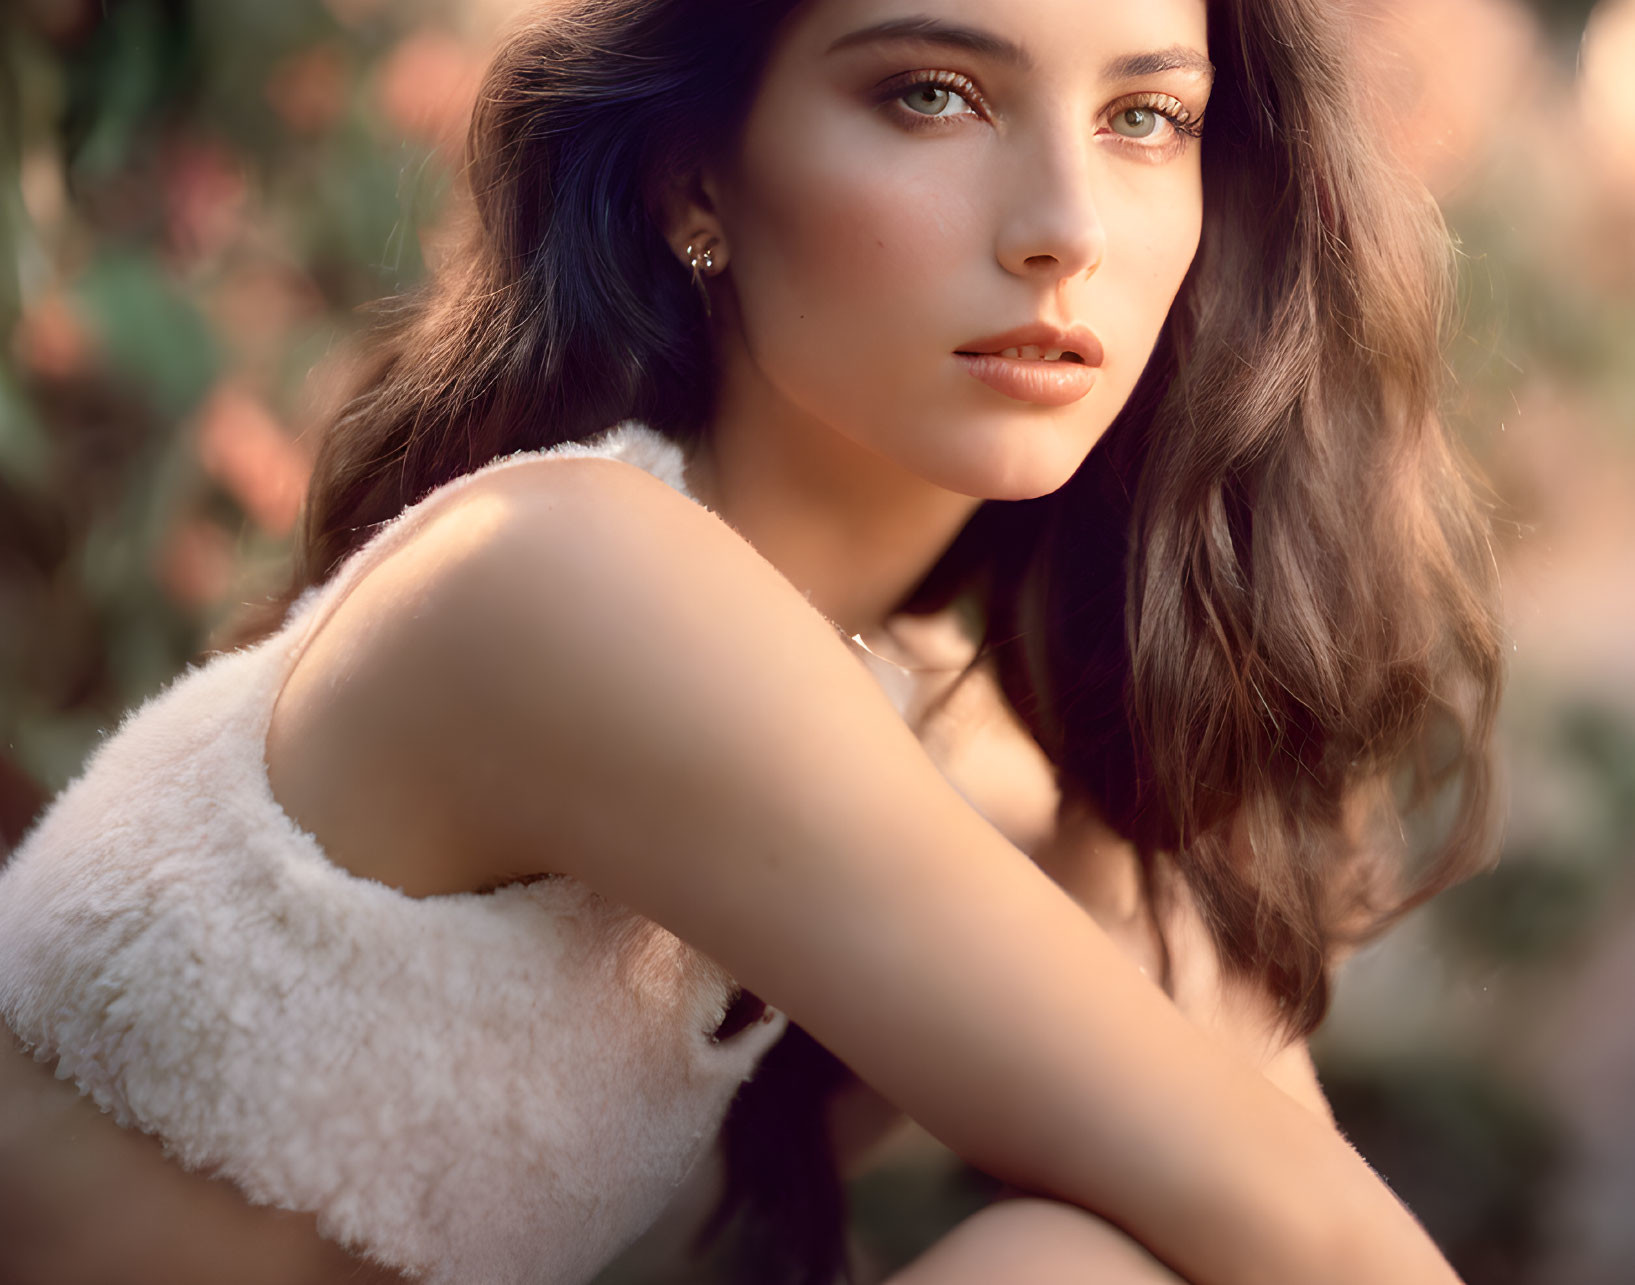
[1111, 107, 1162, 140]
[876, 71, 987, 127]
[900, 82, 975, 120]
[1102, 94, 1203, 152]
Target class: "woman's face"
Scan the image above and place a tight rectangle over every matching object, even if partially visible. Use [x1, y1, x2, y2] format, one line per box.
[699, 0, 1212, 501]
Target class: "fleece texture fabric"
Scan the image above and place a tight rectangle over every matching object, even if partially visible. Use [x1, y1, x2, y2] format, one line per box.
[0, 422, 789, 1284]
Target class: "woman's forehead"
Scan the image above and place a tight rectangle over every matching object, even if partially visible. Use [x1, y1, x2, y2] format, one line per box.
[776, 0, 1213, 89]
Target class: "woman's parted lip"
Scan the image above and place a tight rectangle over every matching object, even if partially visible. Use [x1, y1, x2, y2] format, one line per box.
[953, 351, 1098, 406]
[954, 320, 1105, 367]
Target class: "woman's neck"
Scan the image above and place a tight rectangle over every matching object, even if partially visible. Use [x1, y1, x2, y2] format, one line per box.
[683, 401, 983, 641]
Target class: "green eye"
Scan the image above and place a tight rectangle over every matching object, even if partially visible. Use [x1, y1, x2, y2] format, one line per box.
[1111, 107, 1161, 139]
[903, 84, 966, 117]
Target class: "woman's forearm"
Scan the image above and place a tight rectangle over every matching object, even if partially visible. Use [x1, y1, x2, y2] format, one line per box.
[848, 888, 1456, 1285]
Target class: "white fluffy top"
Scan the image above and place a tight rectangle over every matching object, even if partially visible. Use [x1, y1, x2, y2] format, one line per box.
[0, 423, 788, 1284]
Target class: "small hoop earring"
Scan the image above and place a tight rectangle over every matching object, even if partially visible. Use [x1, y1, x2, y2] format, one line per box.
[686, 239, 719, 318]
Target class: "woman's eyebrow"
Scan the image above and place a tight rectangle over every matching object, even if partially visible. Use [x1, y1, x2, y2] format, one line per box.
[824, 18, 1214, 86]
[1104, 45, 1216, 83]
[824, 17, 1036, 71]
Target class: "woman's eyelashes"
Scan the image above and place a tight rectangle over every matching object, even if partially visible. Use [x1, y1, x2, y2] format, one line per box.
[876, 69, 989, 124]
[1105, 93, 1204, 142]
[874, 69, 1205, 158]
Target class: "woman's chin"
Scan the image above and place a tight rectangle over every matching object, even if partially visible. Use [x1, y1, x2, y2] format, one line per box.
[906, 424, 1107, 503]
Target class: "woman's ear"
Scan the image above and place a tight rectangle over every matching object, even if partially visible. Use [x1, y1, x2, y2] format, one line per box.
[653, 160, 729, 272]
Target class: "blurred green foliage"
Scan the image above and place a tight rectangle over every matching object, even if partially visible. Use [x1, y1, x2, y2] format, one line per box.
[1326, 1060, 1563, 1285]
[1, 0, 457, 807]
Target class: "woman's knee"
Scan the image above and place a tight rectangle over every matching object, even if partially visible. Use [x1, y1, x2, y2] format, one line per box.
[885, 1196, 1187, 1285]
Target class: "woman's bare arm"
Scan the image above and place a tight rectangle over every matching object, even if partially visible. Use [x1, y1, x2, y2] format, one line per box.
[267, 455, 1455, 1285]
[1030, 795, 1335, 1122]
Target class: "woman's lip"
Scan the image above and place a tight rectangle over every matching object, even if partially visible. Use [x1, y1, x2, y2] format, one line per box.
[953, 352, 1098, 406]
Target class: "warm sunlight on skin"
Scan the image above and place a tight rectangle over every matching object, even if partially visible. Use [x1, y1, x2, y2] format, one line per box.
[672, 0, 1213, 636]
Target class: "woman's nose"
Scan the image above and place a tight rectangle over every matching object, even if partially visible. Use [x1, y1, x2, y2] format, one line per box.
[995, 134, 1108, 283]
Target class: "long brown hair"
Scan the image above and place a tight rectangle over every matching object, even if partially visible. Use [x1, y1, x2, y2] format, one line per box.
[230, 0, 1505, 1279]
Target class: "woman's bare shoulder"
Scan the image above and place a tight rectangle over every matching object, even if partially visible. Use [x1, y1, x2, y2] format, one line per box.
[264, 450, 866, 895]
[391, 449, 780, 631]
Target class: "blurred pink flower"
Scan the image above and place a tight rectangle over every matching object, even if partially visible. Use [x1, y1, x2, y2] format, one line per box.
[1360, 0, 1546, 196]
[322, 0, 390, 30]
[207, 262, 325, 380]
[21, 0, 98, 43]
[1490, 382, 1635, 710]
[266, 44, 351, 136]
[374, 31, 482, 149]
[1580, 0, 1635, 202]
[19, 148, 68, 234]
[163, 139, 248, 265]
[193, 382, 312, 537]
[12, 293, 96, 379]
[155, 516, 237, 609]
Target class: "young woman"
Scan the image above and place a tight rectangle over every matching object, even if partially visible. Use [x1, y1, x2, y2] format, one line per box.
[0, 0, 1504, 1282]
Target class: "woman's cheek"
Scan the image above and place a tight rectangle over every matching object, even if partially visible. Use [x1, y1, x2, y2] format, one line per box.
[1146, 168, 1204, 301]
[1109, 190, 1200, 347]
[798, 155, 967, 311]
[740, 163, 964, 400]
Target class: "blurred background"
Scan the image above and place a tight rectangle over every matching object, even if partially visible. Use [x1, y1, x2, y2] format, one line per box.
[0, 0, 1630, 1281]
